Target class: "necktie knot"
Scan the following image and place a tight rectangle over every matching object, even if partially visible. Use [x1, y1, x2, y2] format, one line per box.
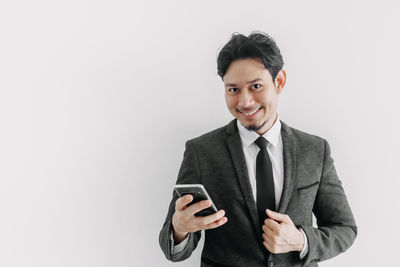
[255, 137, 268, 150]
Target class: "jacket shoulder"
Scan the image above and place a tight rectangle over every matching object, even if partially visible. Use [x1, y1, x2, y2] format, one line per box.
[281, 121, 327, 147]
[188, 123, 229, 147]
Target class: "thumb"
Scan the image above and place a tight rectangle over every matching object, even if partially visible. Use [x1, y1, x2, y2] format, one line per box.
[176, 194, 193, 210]
[266, 209, 289, 223]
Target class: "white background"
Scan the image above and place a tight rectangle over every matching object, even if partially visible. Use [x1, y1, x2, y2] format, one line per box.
[1, 0, 399, 266]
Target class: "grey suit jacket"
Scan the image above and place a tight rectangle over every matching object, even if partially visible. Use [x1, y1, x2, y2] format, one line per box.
[159, 119, 357, 267]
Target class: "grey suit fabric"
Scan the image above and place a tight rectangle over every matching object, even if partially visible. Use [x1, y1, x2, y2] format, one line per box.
[159, 119, 357, 267]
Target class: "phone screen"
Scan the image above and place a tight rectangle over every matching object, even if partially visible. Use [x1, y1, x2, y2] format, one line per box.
[175, 185, 217, 217]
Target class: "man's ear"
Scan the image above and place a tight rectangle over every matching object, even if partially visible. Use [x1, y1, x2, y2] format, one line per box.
[274, 69, 286, 94]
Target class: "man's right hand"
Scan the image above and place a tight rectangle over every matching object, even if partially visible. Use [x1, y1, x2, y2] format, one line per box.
[172, 194, 228, 244]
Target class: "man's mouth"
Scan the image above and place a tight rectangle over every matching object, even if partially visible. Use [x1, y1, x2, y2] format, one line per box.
[239, 107, 262, 118]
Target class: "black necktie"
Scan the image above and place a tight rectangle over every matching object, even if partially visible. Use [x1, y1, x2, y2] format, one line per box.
[255, 137, 276, 228]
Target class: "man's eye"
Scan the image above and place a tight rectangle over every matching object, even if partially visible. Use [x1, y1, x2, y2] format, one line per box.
[229, 88, 239, 93]
[252, 84, 261, 90]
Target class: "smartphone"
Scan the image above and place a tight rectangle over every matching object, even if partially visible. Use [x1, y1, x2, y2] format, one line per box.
[174, 184, 218, 217]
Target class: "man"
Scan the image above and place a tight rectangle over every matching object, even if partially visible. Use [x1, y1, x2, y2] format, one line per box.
[159, 32, 357, 267]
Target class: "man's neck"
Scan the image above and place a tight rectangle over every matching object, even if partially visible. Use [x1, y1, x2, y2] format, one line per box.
[255, 112, 278, 136]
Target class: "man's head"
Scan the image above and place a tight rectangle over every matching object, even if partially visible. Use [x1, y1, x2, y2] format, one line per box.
[217, 32, 286, 135]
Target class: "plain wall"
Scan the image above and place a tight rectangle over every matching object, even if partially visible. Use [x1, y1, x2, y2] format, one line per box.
[1, 0, 399, 266]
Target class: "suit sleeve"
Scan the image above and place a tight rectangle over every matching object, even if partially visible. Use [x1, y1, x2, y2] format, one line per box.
[159, 140, 202, 262]
[300, 139, 357, 265]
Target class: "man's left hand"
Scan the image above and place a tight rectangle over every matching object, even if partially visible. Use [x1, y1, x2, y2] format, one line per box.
[262, 209, 305, 254]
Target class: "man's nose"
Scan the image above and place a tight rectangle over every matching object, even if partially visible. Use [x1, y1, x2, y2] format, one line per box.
[238, 90, 254, 107]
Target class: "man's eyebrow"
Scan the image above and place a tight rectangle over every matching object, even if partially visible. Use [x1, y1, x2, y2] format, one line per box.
[224, 78, 264, 87]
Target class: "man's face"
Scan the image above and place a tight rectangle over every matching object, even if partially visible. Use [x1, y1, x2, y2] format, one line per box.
[223, 58, 286, 135]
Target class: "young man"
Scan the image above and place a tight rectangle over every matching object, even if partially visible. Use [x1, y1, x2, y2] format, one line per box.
[159, 32, 357, 267]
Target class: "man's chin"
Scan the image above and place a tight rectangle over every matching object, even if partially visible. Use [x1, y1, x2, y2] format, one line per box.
[241, 121, 266, 132]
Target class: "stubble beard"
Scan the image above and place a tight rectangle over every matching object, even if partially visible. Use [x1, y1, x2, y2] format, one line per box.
[244, 121, 267, 132]
[241, 111, 277, 133]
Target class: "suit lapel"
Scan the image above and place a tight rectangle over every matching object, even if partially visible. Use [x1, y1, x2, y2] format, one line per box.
[226, 120, 262, 237]
[278, 121, 297, 214]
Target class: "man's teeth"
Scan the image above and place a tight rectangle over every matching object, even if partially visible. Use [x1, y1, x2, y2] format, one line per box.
[243, 108, 260, 116]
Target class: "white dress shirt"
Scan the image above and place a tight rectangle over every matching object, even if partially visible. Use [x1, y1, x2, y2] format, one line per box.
[237, 116, 284, 209]
[172, 116, 308, 259]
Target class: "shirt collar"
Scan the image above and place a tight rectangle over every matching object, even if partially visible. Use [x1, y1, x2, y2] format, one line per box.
[237, 114, 282, 148]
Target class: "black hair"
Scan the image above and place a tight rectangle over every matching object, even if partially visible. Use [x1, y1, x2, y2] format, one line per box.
[216, 31, 284, 80]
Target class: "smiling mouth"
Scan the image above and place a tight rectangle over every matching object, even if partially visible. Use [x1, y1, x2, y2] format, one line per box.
[239, 107, 262, 117]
